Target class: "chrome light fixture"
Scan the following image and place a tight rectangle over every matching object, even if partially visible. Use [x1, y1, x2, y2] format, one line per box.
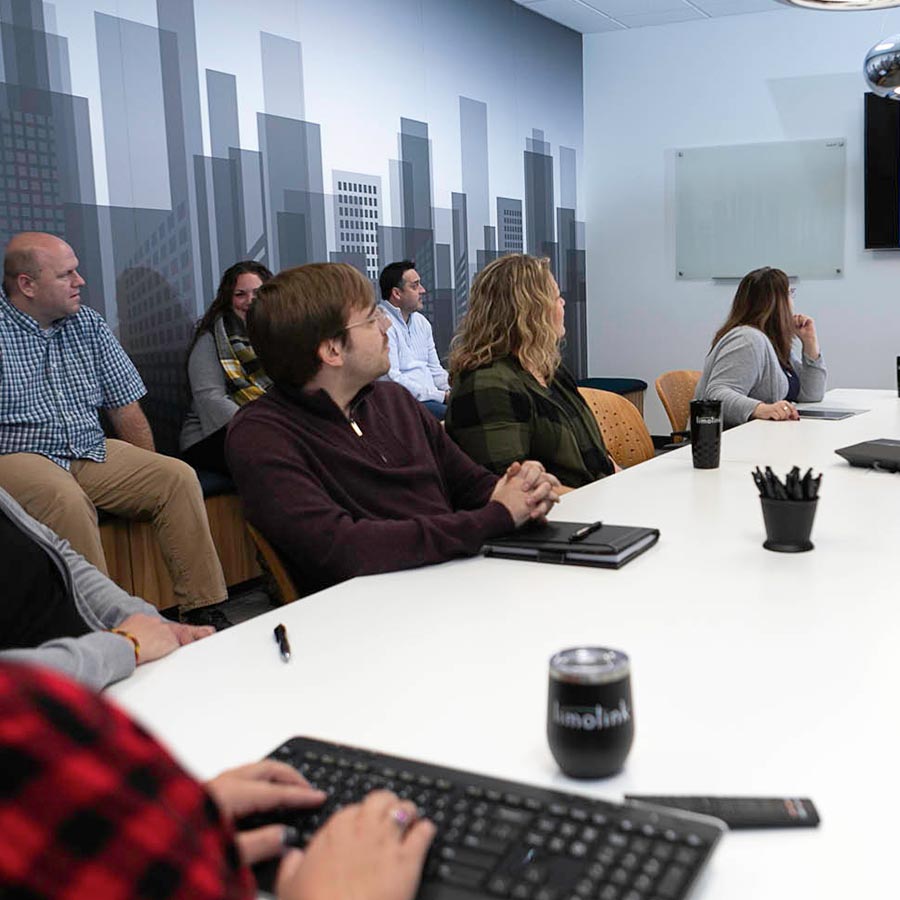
[776, 1, 900, 9]
[865, 35, 900, 97]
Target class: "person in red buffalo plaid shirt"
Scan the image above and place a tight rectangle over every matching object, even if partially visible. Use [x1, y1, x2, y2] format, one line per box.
[0, 663, 435, 900]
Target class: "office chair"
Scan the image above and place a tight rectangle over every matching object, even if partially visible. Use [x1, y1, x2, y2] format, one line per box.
[655, 370, 701, 443]
[246, 523, 299, 605]
[577, 388, 655, 468]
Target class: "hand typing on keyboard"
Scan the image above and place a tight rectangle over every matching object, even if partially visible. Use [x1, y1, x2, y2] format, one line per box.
[206, 759, 327, 866]
[208, 760, 435, 900]
[276, 790, 437, 900]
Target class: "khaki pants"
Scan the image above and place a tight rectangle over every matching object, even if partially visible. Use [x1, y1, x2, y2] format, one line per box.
[0, 440, 227, 611]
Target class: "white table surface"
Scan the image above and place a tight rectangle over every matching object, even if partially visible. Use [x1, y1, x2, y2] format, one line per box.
[109, 388, 900, 900]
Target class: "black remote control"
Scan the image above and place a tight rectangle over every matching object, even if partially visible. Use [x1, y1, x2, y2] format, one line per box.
[624, 795, 820, 829]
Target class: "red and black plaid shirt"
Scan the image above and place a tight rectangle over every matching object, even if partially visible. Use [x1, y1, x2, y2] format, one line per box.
[0, 662, 255, 899]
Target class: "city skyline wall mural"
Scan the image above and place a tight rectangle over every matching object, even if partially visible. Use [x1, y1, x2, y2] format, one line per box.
[0, 0, 586, 451]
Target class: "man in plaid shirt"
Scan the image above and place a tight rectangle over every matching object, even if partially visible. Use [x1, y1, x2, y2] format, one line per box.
[0, 232, 227, 623]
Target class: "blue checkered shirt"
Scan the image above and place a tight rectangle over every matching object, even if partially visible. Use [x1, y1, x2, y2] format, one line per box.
[0, 288, 146, 469]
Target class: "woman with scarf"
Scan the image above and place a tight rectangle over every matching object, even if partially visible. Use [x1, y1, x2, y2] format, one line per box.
[180, 261, 274, 475]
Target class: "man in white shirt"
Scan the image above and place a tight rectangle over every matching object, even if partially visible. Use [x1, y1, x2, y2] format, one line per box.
[378, 260, 450, 419]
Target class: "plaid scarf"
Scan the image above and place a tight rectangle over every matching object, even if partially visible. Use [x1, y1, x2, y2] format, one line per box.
[213, 311, 272, 406]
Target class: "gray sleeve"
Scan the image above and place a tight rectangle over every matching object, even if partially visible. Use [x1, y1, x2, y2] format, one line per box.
[795, 351, 827, 403]
[187, 331, 240, 435]
[0, 633, 136, 690]
[699, 329, 769, 427]
[0, 501, 159, 689]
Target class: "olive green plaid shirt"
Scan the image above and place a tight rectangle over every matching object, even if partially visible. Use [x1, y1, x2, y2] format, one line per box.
[446, 357, 614, 488]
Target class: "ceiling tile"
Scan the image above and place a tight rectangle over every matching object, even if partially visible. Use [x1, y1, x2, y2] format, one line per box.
[582, 0, 692, 15]
[523, 0, 626, 32]
[690, 0, 784, 16]
[614, 8, 707, 26]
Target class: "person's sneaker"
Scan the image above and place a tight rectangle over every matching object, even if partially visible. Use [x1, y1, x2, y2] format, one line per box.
[180, 602, 234, 630]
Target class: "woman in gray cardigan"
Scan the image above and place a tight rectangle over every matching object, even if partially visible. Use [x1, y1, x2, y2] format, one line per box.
[695, 267, 826, 428]
[180, 261, 273, 474]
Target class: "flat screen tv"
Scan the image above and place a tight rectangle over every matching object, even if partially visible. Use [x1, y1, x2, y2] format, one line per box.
[865, 91, 900, 249]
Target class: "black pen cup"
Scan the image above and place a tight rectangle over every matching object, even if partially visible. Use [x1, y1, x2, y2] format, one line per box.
[690, 399, 723, 469]
[760, 498, 818, 552]
[547, 647, 634, 779]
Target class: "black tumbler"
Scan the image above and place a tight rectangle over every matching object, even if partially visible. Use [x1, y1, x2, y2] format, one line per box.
[690, 399, 723, 469]
[896, 356, 900, 397]
[547, 647, 634, 779]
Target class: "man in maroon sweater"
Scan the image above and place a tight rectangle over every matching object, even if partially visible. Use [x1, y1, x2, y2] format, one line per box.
[226, 263, 559, 597]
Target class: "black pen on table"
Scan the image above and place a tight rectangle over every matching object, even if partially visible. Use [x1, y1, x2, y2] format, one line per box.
[568, 521, 603, 543]
[274, 623, 291, 663]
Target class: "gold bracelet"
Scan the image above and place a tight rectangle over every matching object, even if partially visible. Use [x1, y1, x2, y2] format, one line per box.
[110, 629, 140, 663]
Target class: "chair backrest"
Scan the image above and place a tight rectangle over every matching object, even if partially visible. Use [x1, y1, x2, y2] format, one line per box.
[577, 388, 655, 468]
[246, 523, 299, 605]
[655, 370, 702, 437]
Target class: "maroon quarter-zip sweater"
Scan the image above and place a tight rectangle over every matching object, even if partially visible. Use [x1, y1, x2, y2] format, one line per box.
[226, 382, 514, 596]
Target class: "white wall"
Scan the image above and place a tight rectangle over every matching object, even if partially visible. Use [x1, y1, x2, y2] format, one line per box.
[584, 8, 900, 435]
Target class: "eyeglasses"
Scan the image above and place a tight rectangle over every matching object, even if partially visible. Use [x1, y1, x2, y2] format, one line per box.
[343, 306, 390, 332]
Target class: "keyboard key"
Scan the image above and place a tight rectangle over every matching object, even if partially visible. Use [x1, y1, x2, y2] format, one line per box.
[534, 888, 558, 900]
[463, 833, 506, 855]
[511, 885, 532, 900]
[522, 865, 547, 885]
[440, 845, 496, 870]
[488, 875, 512, 896]
[632, 873, 653, 893]
[496, 806, 531, 825]
[437, 862, 486, 889]
[568, 841, 588, 858]
[656, 864, 687, 899]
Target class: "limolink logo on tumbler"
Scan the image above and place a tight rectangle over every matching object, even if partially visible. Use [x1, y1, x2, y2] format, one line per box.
[552, 698, 631, 732]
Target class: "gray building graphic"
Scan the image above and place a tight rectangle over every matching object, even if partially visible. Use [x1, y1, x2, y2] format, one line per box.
[332, 171, 382, 281]
[0, 0, 587, 431]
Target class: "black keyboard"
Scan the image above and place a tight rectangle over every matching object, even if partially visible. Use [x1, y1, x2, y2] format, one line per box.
[247, 736, 726, 900]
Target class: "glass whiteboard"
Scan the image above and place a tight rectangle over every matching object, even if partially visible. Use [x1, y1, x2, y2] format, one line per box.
[675, 138, 846, 279]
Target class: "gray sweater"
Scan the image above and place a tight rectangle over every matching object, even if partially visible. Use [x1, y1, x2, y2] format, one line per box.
[180, 329, 240, 452]
[694, 325, 827, 427]
[0, 486, 158, 689]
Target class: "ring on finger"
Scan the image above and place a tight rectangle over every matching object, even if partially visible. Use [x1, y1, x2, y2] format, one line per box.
[391, 807, 414, 830]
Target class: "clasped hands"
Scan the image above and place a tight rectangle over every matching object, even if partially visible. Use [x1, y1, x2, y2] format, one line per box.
[206, 761, 435, 900]
[490, 459, 561, 527]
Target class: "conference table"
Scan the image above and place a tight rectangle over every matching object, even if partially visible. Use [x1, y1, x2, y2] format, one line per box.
[109, 388, 900, 900]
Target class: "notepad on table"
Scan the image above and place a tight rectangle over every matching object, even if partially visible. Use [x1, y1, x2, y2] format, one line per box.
[482, 520, 660, 569]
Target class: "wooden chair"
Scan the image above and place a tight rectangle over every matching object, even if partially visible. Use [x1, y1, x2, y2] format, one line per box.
[577, 388, 655, 468]
[246, 524, 299, 605]
[655, 370, 701, 443]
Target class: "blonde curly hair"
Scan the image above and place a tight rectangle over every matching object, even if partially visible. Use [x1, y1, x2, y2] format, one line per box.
[449, 254, 560, 382]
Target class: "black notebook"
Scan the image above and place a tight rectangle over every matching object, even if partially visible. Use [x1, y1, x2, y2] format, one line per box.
[482, 520, 660, 569]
